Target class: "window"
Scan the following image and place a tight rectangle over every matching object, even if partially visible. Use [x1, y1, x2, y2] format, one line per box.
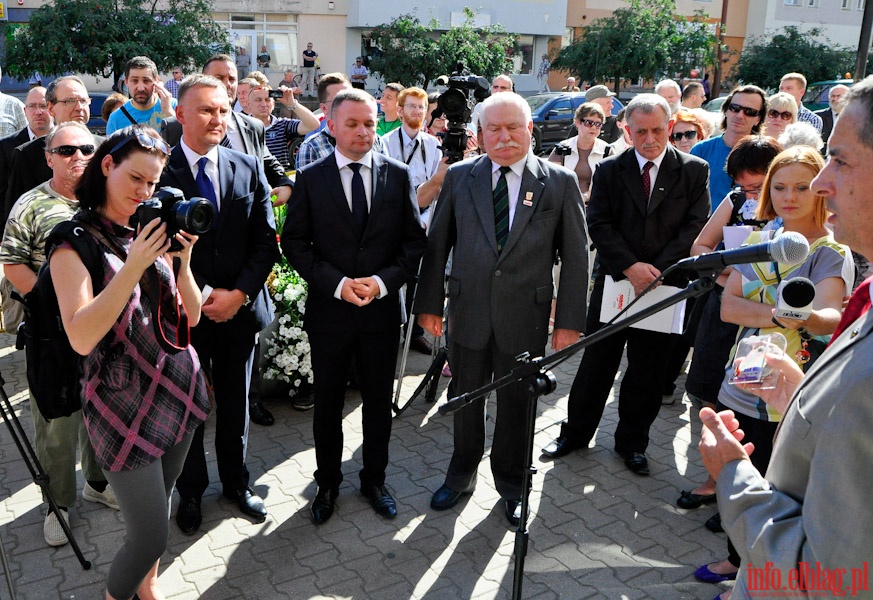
[549, 99, 575, 118]
[509, 35, 535, 75]
[784, 0, 800, 5]
[859, 0, 866, 10]
[807, 0, 819, 6]
[842, 0, 851, 8]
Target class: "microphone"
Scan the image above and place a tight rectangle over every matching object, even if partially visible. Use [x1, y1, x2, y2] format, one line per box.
[775, 277, 816, 320]
[676, 231, 809, 274]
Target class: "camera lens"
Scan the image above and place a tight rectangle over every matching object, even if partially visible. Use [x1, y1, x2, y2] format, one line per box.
[174, 199, 216, 234]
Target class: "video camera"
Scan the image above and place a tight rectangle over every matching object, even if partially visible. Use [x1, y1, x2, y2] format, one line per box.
[432, 63, 490, 163]
[133, 187, 217, 251]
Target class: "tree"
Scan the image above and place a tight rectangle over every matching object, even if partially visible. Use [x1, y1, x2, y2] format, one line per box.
[367, 9, 515, 89]
[732, 26, 854, 90]
[4, 0, 231, 88]
[551, 0, 718, 94]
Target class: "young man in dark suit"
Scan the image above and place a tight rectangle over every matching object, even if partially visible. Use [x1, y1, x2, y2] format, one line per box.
[415, 92, 589, 527]
[159, 74, 279, 534]
[281, 89, 427, 525]
[542, 94, 710, 476]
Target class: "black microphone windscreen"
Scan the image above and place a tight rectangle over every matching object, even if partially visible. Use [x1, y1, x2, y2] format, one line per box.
[770, 231, 810, 266]
[780, 278, 816, 307]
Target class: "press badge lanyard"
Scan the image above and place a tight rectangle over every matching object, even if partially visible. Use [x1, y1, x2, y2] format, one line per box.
[397, 134, 425, 166]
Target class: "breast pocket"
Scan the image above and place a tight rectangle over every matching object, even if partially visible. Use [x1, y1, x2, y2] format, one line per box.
[530, 208, 558, 223]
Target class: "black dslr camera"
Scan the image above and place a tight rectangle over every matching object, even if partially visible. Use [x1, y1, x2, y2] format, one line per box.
[553, 143, 573, 157]
[133, 187, 217, 251]
[432, 63, 490, 163]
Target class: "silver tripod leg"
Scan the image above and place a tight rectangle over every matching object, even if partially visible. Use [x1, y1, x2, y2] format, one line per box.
[393, 317, 415, 409]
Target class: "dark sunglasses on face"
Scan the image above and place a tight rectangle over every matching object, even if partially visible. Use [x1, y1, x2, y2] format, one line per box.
[727, 103, 761, 118]
[767, 109, 793, 121]
[671, 130, 698, 141]
[49, 144, 96, 156]
[108, 130, 171, 157]
[579, 119, 603, 129]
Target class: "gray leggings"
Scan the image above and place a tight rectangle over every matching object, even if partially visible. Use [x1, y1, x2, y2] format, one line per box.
[103, 432, 194, 599]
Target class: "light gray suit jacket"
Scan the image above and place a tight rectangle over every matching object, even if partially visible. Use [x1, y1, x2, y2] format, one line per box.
[414, 152, 589, 355]
[719, 307, 873, 598]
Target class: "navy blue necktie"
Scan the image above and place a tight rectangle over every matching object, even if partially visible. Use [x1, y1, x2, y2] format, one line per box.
[196, 157, 219, 215]
[348, 163, 368, 236]
[493, 166, 511, 253]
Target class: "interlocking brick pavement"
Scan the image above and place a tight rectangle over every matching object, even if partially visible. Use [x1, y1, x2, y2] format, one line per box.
[0, 330, 732, 599]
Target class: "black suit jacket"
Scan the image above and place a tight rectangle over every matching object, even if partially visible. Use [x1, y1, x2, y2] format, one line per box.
[588, 146, 710, 287]
[161, 112, 293, 190]
[815, 107, 835, 144]
[0, 127, 31, 222]
[281, 151, 427, 334]
[159, 145, 279, 336]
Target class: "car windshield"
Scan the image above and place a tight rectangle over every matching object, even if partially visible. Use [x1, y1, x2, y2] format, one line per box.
[527, 95, 555, 112]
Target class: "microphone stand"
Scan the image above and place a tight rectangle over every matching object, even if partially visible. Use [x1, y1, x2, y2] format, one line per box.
[438, 275, 716, 600]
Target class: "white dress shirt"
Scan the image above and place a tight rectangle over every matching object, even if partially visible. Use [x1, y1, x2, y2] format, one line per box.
[179, 139, 221, 300]
[382, 127, 441, 189]
[633, 146, 668, 202]
[332, 149, 387, 300]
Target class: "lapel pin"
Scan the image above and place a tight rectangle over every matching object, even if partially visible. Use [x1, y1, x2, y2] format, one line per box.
[523, 191, 533, 206]
[851, 327, 860, 338]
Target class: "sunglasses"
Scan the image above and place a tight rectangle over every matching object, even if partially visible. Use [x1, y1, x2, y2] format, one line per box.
[109, 130, 171, 157]
[48, 144, 96, 156]
[671, 130, 698, 141]
[579, 119, 603, 129]
[767, 109, 793, 121]
[727, 103, 762, 118]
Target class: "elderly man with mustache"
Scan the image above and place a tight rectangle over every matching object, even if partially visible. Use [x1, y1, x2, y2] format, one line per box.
[415, 92, 589, 527]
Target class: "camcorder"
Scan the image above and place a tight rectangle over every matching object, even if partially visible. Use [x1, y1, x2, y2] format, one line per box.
[432, 63, 490, 163]
[553, 144, 573, 157]
[133, 187, 217, 251]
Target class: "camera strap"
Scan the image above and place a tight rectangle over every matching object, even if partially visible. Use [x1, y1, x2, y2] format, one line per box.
[397, 134, 424, 166]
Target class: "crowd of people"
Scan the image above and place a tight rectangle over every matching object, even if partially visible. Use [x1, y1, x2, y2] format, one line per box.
[0, 51, 870, 600]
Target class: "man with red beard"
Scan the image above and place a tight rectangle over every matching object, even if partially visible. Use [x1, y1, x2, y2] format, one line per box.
[382, 86, 441, 354]
[106, 56, 176, 135]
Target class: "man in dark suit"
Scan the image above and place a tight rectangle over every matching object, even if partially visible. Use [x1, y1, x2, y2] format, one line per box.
[160, 74, 279, 534]
[0, 86, 52, 221]
[281, 89, 427, 525]
[415, 92, 589, 527]
[542, 94, 710, 476]
[815, 83, 848, 146]
[161, 54, 294, 427]
[5, 76, 98, 219]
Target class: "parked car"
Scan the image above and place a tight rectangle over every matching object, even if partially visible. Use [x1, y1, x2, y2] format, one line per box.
[527, 92, 623, 155]
[803, 79, 853, 112]
[86, 93, 111, 135]
[702, 96, 726, 113]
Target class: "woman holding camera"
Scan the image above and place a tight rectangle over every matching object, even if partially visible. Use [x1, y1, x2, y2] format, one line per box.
[51, 125, 210, 600]
[548, 102, 609, 203]
[691, 146, 852, 597]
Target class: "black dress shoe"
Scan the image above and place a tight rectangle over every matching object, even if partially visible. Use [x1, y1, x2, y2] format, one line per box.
[224, 487, 267, 522]
[677, 489, 717, 510]
[504, 499, 522, 527]
[310, 487, 338, 524]
[409, 336, 434, 355]
[249, 402, 275, 426]
[176, 496, 202, 535]
[430, 484, 473, 511]
[705, 512, 723, 533]
[541, 435, 584, 459]
[623, 452, 650, 476]
[361, 485, 397, 519]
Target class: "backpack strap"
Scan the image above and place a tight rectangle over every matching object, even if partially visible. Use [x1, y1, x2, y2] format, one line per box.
[44, 220, 104, 291]
[119, 104, 138, 126]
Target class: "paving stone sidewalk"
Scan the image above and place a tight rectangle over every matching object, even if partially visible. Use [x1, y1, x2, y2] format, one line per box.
[0, 330, 730, 599]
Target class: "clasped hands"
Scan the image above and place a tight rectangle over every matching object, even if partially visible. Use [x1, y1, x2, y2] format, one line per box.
[341, 277, 380, 306]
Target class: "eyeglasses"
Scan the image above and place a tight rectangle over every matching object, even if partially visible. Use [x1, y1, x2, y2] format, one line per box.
[25, 103, 48, 111]
[108, 130, 171, 157]
[767, 109, 793, 121]
[55, 97, 92, 108]
[727, 103, 761, 118]
[172, 71, 181, 75]
[48, 144, 96, 157]
[737, 184, 763, 196]
[579, 119, 603, 129]
[671, 130, 698, 141]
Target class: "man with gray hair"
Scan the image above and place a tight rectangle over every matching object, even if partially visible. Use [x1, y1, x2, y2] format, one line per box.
[655, 78, 682, 115]
[815, 83, 849, 145]
[415, 92, 589, 526]
[0, 121, 118, 547]
[699, 74, 873, 598]
[542, 93, 710, 476]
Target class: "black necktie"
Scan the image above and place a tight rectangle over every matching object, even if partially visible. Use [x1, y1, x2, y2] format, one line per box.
[196, 157, 218, 214]
[493, 166, 511, 253]
[348, 163, 368, 236]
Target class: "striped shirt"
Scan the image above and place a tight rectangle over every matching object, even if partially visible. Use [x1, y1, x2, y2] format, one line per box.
[264, 116, 301, 170]
[0, 93, 26, 138]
